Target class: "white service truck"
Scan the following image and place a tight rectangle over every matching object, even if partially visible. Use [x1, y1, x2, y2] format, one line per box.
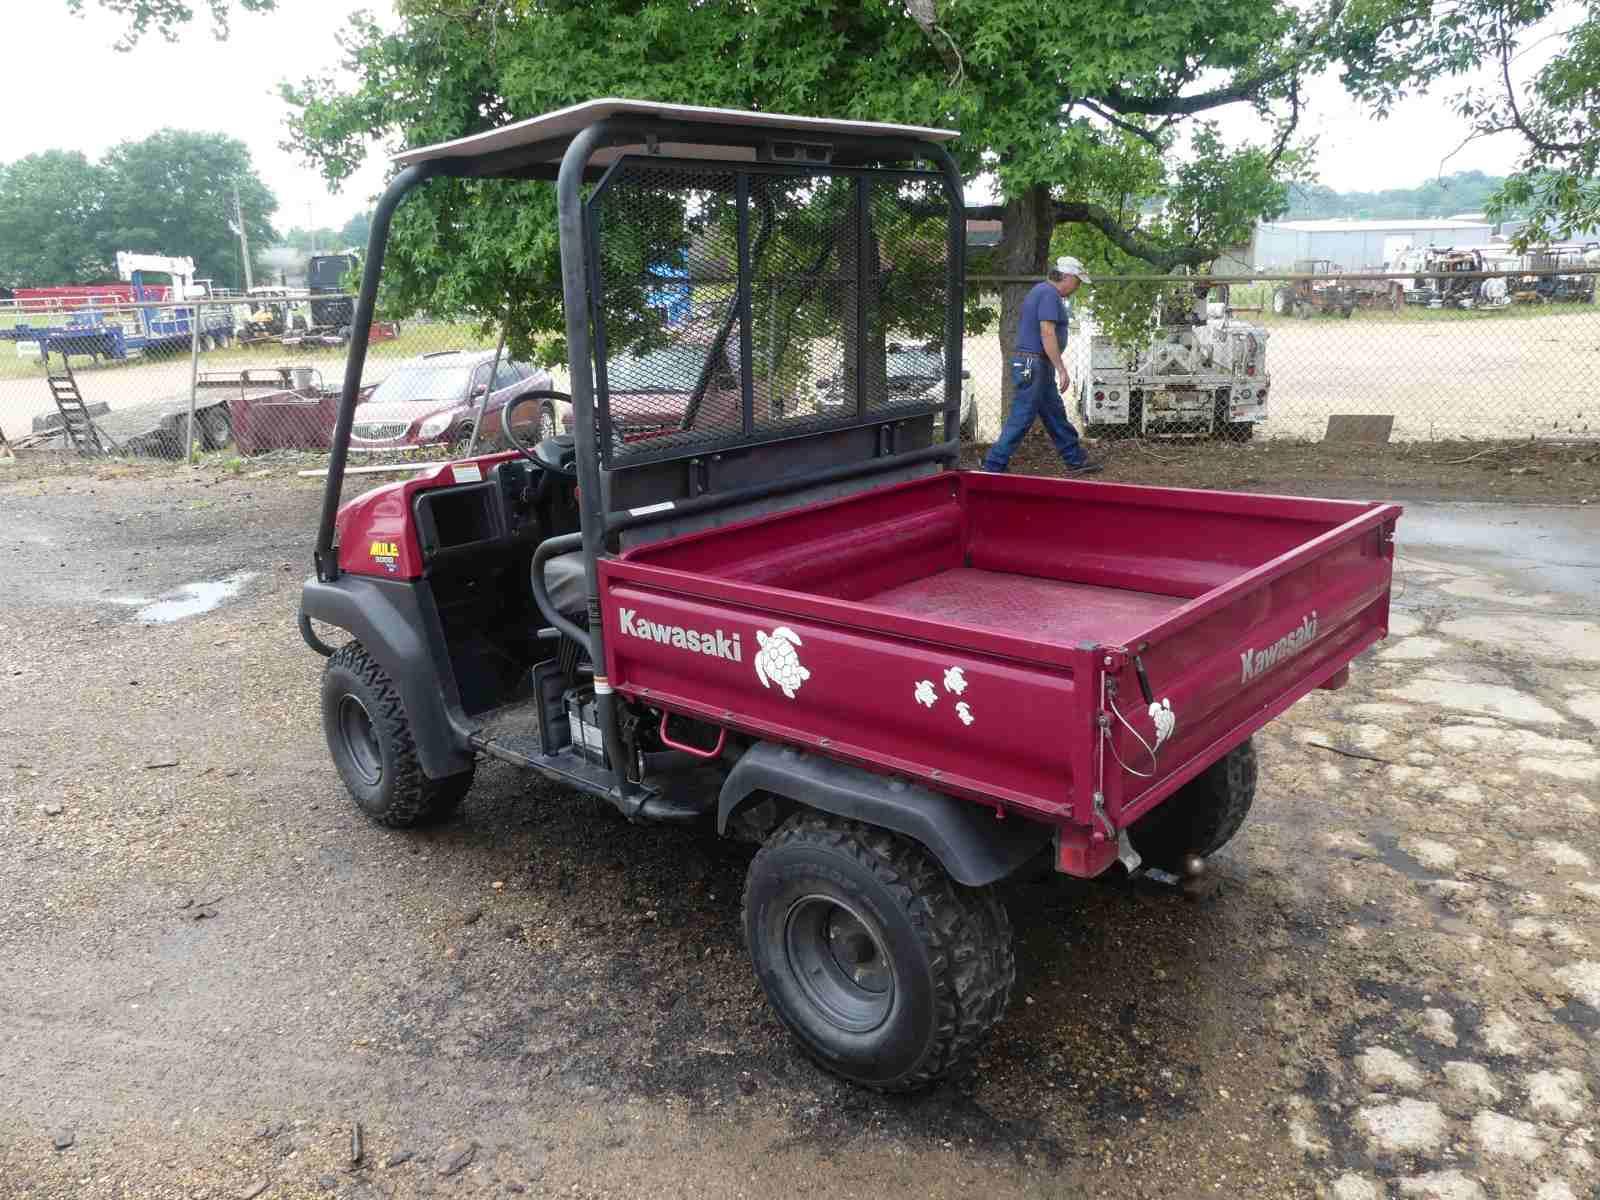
[1072, 290, 1271, 440]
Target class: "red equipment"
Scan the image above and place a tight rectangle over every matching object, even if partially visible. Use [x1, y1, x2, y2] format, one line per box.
[301, 101, 1400, 1092]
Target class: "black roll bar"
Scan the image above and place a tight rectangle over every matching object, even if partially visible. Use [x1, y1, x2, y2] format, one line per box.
[314, 160, 443, 581]
[311, 111, 966, 809]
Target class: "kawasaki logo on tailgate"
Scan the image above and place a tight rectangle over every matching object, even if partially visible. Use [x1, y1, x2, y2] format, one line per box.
[619, 607, 743, 663]
[1240, 611, 1318, 684]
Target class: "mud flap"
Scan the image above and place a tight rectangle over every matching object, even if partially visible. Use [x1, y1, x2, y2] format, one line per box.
[718, 741, 1051, 886]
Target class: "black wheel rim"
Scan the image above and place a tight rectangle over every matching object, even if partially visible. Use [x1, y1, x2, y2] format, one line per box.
[783, 895, 894, 1033]
[337, 695, 382, 786]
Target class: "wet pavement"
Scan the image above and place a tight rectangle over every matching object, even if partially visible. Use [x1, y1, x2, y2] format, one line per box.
[0, 472, 1595, 1199]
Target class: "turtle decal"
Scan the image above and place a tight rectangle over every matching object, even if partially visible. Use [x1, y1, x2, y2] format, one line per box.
[754, 626, 811, 699]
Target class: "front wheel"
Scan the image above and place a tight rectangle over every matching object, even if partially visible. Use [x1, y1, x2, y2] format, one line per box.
[321, 642, 473, 827]
[743, 813, 1014, 1091]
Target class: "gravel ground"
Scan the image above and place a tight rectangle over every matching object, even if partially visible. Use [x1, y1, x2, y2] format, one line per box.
[2, 465, 1597, 1199]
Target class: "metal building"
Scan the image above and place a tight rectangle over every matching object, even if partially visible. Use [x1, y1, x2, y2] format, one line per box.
[1251, 218, 1493, 270]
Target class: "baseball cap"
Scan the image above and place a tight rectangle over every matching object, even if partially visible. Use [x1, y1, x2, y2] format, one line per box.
[1055, 256, 1092, 283]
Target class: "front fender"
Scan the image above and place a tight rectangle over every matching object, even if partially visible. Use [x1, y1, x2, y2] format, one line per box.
[718, 742, 1051, 887]
[300, 575, 474, 780]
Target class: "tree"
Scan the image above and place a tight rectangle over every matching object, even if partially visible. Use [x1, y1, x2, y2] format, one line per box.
[100, 130, 278, 291]
[279, 226, 343, 255]
[0, 130, 277, 290]
[340, 211, 372, 251]
[1283, 172, 1515, 221]
[1460, 6, 1599, 243]
[282, 0, 1516, 358]
[0, 152, 114, 288]
[65, 0, 275, 49]
[1324, 0, 1592, 245]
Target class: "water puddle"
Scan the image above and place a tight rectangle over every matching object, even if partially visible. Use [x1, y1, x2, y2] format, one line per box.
[110, 571, 258, 623]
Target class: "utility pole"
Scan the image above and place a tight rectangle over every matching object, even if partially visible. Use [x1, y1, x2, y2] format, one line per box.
[233, 182, 254, 292]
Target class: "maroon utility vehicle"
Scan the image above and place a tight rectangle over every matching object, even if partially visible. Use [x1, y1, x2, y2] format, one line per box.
[301, 101, 1400, 1090]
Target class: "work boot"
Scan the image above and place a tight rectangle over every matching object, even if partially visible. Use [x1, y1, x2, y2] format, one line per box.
[1063, 459, 1104, 475]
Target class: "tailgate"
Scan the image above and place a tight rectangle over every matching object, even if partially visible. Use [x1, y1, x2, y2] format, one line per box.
[1104, 502, 1400, 830]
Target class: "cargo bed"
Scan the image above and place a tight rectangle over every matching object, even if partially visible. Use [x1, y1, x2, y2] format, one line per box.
[599, 472, 1399, 873]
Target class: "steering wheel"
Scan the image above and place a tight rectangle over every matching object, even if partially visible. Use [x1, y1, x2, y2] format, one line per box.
[502, 389, 576, 479]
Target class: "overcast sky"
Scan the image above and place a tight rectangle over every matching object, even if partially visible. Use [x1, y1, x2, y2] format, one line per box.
[0, 0, 1563, 243]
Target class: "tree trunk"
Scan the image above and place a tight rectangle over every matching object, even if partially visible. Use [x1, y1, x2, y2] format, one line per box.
[841, 183, 889, 412]
[995, 184, 1054, 364]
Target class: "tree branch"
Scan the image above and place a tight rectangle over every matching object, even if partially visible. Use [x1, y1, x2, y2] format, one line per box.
[1078, 99, 1166, 152]
[1494, 26, 1585, 155]
[1264, 69, 1301, 172]
[966, 202, 1216, 271]
[1101, 0, 1348, 118]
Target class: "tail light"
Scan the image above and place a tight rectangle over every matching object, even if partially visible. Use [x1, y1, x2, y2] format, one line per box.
[1094, 391, 1105, 403]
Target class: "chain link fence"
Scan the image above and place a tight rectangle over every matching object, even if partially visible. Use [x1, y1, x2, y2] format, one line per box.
[964, 268, 1600, 446]
[2, 267, 1596, 468]
[0, 295, 545, 463]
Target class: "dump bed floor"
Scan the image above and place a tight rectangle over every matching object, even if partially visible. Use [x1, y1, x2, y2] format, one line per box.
[864, 568, 1185, 647]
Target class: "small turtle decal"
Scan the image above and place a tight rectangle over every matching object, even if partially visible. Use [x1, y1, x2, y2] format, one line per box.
[754, 626, 810, 699]
[1148, 698, 1176, 750]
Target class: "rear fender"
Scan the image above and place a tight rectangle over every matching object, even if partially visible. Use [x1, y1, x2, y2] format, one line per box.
[300, 575, 474, 779]
[718, 742, 1050, 886]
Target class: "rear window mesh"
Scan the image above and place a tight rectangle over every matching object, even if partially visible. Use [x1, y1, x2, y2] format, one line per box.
[587, 158, 954, 468]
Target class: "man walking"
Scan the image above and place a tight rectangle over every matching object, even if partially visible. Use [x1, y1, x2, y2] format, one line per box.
[981, 256, 1102, 474]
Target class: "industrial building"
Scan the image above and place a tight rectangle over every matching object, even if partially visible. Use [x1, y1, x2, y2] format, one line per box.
[1250, 218, 1493, 270]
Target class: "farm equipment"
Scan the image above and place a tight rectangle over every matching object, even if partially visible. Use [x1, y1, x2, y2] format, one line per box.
[307, 253, 359, 329]
[1272, 259, 1358, 318]
[115, 252, 237, 353]
[1073, 285, 1272, 439]
[1387, 246, 1509, 310]
[1511, 246, 1599, 304]
[299, 100, 1399, 1091]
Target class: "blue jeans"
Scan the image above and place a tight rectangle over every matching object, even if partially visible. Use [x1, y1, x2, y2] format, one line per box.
[981, 356, 1087, 471]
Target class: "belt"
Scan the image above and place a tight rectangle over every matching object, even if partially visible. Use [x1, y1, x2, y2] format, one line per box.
[1013, 349, 1046, 357]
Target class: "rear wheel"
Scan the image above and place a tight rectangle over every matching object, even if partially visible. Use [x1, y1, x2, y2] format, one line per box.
[1271, 287, 1292, 316]
[1129, 737, 1256, 871]
[743, 813, 1014, 1091]
[321, 642, 473, 827]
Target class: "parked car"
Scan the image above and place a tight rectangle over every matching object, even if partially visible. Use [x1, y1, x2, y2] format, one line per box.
[349, 349, 561, 452]
[603, 340, 743, 445]
[817, 342, 977, 439]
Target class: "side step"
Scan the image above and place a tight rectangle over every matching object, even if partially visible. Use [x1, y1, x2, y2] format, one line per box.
[466, 697, 715, 824]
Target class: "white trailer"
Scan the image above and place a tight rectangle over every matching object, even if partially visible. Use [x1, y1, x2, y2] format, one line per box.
[1071, 294, 1271, 440]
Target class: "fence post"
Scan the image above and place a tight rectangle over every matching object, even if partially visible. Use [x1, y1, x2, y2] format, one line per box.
[185, 298, 202, 464]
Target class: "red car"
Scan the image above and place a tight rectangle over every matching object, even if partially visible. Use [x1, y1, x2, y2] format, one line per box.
[349, 349, 563, 452]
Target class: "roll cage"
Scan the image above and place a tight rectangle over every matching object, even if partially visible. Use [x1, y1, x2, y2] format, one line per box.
[312, 99, 966, 806]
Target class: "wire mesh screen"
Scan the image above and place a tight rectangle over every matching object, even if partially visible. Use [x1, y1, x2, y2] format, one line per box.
[586, 158, 954, 468]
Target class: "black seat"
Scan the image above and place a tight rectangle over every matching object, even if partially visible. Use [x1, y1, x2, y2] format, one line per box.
[539, 551, 589, 617]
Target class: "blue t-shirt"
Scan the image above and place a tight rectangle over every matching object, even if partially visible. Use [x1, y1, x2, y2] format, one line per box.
[1016, 281, 1069, 353]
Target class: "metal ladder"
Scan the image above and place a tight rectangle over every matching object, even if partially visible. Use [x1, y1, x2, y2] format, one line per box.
[44, 353, 117, 455]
